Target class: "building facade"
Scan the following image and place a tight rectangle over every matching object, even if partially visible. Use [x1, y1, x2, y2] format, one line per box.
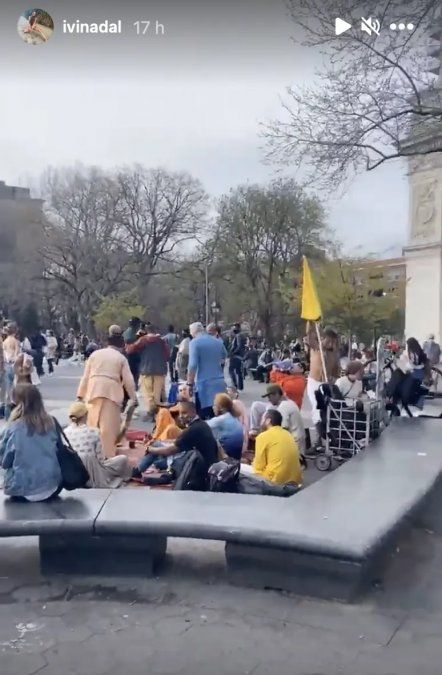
[0, 180, 45, 324]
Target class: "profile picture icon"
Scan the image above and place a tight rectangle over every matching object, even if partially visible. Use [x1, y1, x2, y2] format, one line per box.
[17, 8, 54, 44]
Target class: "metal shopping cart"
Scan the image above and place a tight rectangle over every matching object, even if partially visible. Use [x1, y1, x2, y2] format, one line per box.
[315, 397, 384, 471]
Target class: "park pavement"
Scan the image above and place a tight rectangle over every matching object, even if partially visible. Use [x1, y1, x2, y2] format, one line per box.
[1, 362, 442, 674]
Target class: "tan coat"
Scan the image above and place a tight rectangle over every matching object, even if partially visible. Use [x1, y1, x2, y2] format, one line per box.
[77, 347, 136, 405]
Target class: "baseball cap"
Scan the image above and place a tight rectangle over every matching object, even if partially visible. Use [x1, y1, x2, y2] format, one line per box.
[262, 384, 283, 398]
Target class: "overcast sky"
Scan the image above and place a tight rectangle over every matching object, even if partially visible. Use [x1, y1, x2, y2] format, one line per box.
[0, 0, 408, 256]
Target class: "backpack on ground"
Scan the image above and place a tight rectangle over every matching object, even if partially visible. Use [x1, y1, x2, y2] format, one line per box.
[172, 450, 207, 491]
[208, 458, 240, 493]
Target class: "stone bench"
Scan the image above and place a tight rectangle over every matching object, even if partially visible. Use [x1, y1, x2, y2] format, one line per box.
[1, 418, 441, 600]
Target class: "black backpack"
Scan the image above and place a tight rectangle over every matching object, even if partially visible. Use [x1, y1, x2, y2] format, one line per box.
[53, 418, 89, 491]
[208, 458, 240, 493]
[172, 450, 207, 491]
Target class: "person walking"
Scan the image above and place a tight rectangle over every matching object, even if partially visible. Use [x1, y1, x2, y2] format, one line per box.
[45, 330, 58, 375]
[123, 317, 142, 388]
[28, 330, 47, 377]
[187, 322, 227, 420]
[125, 324, 169, 421]
[77, 326, 137, 457]
[228, 322, 246, 391]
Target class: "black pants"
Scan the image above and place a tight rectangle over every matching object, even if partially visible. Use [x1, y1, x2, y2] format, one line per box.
[127, 353, 140, 390]
[34, 350, 45, 376]
[256, 365, 270, 383]
[195, 392, 214, 420]
[168, 356, 178, 383]
[229, 356, 244, 391]
[47, 358, 54, 374]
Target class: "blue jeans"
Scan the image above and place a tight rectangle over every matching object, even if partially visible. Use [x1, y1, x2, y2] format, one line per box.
[4, 364, 15, 419]
[411, 369, 425, 409]
[138, 453, 167, 473]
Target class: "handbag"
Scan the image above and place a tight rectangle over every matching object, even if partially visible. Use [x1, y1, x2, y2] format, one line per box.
[53, 418, 90, 490]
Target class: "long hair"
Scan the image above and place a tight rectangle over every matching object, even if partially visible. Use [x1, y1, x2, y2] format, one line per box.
[407, 337, 426, 366]
[214, 392, 240, 417]
[10, 384, 54, 435]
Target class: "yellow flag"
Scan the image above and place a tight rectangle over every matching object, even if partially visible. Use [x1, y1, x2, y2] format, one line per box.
[301, 256, 322, 321]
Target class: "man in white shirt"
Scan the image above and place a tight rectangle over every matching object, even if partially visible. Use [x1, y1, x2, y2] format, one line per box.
[335, 361, 363, 402]
[250, 384, 305, 453]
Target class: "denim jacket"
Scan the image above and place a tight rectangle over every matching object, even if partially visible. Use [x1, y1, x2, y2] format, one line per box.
[0, 420, 62, 497]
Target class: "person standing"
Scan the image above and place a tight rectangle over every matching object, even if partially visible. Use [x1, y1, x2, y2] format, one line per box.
[123, 317, 142, 388]
[77, 326, 137, 458]
[45, 330, 58, 375]
[187, 322, 227, 420]
[2, 323, 20, 417]
[163, 324, 179, 383]
[304, 322, 340, 428]
[228, 323, 246, 391]
[176, 328, 191, 381]
[423, 334, 441, 366]
[125, 325, 169, 421]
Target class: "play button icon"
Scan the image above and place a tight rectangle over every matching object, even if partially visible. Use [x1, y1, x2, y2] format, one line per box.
[335, 17, 352, 35]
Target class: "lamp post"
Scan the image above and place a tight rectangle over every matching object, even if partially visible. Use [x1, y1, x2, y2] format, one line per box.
[211, 300, 221, 327]
[205, 264, 209, 327]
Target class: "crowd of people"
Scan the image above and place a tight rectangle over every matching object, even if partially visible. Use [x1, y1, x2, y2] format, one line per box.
[0, 314, 439, 502]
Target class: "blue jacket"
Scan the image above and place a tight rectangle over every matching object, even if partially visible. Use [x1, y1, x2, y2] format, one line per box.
[0, 420, 62, 497]
[188, 333, 227, 409]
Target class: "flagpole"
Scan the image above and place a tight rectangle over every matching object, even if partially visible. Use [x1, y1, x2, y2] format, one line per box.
[314, 321, 328, 383]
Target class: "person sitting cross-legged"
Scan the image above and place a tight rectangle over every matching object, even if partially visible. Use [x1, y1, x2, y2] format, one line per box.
[131, 405, 183, 477]
[249, 384, 305, 454]
[207, 392, 244, 460]
[132, 400, 218, 482]
[64, 401, 132, 488]
[250, 409, 302, 486]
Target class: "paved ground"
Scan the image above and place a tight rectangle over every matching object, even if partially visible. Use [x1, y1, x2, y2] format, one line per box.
[1, 362, 442, 674]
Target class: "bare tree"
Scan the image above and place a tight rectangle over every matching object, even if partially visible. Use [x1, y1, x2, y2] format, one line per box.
[41, 167, 128, 332]
[114, 166, 209, 301]
[264, 0, 442, 190]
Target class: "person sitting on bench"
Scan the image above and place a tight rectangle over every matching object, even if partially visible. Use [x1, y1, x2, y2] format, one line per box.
[247, 409, 302, 486]
[0, 384, 62, 501]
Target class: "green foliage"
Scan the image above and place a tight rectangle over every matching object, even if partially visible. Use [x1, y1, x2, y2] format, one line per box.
[315, 259, 404, 341]
[209, 178, 329, 339]
[92, 292, 145, 335]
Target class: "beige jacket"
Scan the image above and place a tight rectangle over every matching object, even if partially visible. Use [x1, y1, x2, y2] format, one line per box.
[77, 347, 136, 405]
